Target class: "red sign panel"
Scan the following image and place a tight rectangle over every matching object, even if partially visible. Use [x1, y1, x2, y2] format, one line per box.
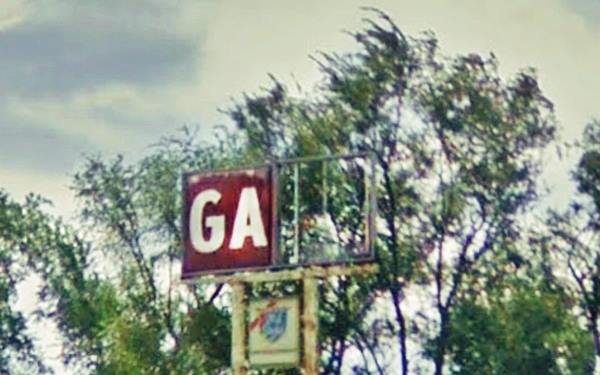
[181, 167, 273, 278]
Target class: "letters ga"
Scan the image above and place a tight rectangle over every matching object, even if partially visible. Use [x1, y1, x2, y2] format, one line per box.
[189, 187, 268, 253]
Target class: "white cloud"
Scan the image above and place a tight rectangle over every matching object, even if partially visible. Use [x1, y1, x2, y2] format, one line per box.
[0, 167, 75, 216]
[0, 0, 29, 31]
[196, 0, 600, 135]
[5, 96, 130, 150]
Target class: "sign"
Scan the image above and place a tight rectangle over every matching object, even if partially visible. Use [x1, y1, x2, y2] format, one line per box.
[181, 167, 273, 278]
[248, 297, 300, 367]
[179, 154, 378, 375]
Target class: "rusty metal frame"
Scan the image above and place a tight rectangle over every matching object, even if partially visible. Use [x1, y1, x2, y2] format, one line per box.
[185, 262, 379, 284]
[181, 152, 376, 282]
[272, 151, 376, 266]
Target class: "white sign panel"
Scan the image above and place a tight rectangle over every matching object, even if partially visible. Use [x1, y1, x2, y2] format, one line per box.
[248, 297, 300, 367]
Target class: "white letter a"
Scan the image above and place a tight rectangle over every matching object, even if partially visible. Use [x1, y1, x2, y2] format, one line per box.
[229, 187, 268, 249]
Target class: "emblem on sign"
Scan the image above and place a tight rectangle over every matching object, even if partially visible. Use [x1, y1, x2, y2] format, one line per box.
[250, 301, 289, 343]
[262, 308, 288, 342]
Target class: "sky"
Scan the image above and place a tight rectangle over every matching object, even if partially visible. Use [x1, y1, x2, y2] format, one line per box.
[2, 0, 600, 372]
[1, 0, 600, 215]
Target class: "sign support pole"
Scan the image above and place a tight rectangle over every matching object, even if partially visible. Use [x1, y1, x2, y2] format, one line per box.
[231, 282, 247, 375]
[302, 276, 319, 375]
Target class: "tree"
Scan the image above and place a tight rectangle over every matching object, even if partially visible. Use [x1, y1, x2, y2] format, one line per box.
[226, 9, 556, 374]
[0, 129, 250, 374]
[0, 192, 48, 374]
[64, 129, 248, 373]
[546, 120, 600, 373]
[444, 266, 592, 375]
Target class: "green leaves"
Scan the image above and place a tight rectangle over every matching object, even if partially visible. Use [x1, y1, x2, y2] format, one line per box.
[0, 192, 57, 373]
[224, 9, 566, 374]
[445, 285, 593, 375]
[574, 121, 600, 212]
[545, 118, 600, 369]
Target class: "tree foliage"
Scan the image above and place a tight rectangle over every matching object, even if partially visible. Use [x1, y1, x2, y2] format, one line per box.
[0, 192, 48, 374]
[544, 120, 600, 373]
[225, 9, 558, 374]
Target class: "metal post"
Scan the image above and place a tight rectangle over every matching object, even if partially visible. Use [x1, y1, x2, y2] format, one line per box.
[231, 282, 247, 375]
[271, 163, 280, 265]
[322, 160, 328, 214]
[303, 277, 319, 375]
[292, 163, 300, 264]
[370, 154, 376, 255]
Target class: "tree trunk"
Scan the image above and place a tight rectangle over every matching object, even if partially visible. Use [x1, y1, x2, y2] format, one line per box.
[590, 311, 600, 372]
[434, 310, 450, 375]
[334, 339, 347, 375]
[391, 289, 409, 375]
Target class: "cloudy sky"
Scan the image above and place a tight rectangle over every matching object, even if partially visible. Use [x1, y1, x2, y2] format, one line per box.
[2, 0, 600, 371]
[1, 0, 600, 217]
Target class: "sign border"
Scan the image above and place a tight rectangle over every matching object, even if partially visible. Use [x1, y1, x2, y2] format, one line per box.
[181, 164, 276, 280]
[248, 296, 301, 369]
[181, 152, 377, 282]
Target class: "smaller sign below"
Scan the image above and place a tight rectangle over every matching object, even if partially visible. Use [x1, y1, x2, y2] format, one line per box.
[248, 297, 300, 368]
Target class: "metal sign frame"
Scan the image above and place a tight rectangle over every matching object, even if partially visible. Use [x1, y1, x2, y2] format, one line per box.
[272, 151, 376, 268]
[181, 152, 376, 281]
